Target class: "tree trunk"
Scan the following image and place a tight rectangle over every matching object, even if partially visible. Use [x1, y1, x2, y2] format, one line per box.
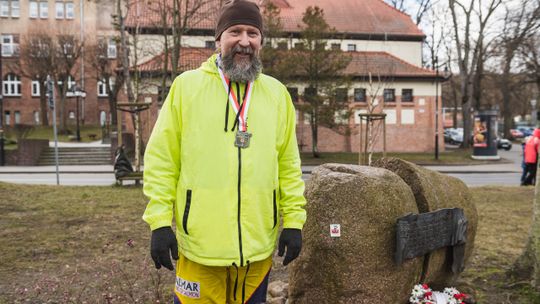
[501, 53, 513, 139]
[462, 98, 472, 148]
[39, 91, 49, 126]
[59, 95, 67, 133]
[108, 94, 118, 127]
[310, 115, 319, 158]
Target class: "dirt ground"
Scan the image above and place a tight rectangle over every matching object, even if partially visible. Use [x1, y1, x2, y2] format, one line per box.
[0, 183, 539, 303]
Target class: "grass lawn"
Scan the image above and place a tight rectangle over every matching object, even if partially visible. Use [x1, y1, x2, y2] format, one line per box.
[300, 149, 505, 166]
[0, 182, 538, 303]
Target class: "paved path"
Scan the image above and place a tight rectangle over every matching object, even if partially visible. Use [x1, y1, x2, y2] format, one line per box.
[0, 143, 525, 186]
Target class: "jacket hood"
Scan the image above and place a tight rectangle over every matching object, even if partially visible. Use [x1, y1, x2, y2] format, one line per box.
[534, 128, 540, 138]
[200, 53, 220, 75]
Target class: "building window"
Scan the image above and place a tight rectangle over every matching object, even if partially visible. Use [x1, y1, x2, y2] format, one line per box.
[34, 111, 40, 125]
[347, 44, 356, 52]
[10, 0, 18, 17]
[304, 87, 317, 100]
[3, 73, 21, 96]
[277, 42, 288, 50]
[14, 111, 20, 124]
[287, 87, 298, 102]
[107, 37, 116, 58]
[40, 1, 48, 18]
[97, 79, 107, 96]
[100, 111, 107, 126]
[205, 40, 215, 49]
[58, 75, 76, 95]
[402, 89, 413, 102]
[69, 111, 75, 119]
[331, 43, 341, 50]
[55, 1, 64, 19]
[1, 34, 20, 57]
[354, 88, 366, 102]
[335, 88, 348, 102]
[65, 2, 74, 19]
[294, 42, 304, 49]
[29, 1, 38, 18]
[32, 80, 40, 96]
[5, 111, 10, 125]
[0, 1, 8, 17]
[383, 88, 395, 102]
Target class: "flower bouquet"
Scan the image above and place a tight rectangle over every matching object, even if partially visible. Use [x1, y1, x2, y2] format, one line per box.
[409, 284, 468, 304]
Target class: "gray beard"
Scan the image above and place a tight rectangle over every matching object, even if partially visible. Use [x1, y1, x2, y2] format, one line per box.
[220, 47, 262, 83]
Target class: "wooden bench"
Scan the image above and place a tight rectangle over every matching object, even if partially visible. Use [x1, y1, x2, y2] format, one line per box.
[88, 134, 97, 140]
[116, 172, 143, 186]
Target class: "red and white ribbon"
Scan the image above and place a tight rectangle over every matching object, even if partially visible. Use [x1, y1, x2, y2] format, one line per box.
[217, 60, 254, 132]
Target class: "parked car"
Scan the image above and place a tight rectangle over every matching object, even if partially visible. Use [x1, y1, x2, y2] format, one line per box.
[510, 129, 525, 139]
[496, 137, 512, 150]
[444, 128, 463, 145]
[517, 126, 534, 137]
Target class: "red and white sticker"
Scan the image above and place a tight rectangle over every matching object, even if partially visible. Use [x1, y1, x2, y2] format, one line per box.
[330, 224, 341, 237]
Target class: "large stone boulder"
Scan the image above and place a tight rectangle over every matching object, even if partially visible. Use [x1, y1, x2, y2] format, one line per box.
[373, 157, 477, 288]
[288, 164, 423, 304]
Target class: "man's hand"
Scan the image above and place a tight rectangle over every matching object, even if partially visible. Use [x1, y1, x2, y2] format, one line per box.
[151, 226, 179, 270]
[278, 228, 302, 266]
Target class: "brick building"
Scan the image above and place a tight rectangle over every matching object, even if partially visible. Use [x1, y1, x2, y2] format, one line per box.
[124, 0, 445, 153]
[0, 0, 117, 129]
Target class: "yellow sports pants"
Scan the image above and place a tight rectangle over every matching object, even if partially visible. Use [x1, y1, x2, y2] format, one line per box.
[173, 254, 273, 304]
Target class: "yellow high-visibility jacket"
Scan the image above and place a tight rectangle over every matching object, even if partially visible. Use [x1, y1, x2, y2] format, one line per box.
[142, 54, 306, 267]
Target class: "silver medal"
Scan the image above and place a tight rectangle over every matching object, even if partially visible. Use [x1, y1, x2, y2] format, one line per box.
[235, 131, 252, 148]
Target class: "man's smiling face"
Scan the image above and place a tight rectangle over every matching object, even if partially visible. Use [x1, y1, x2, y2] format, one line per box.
[217, 24, 263, 82]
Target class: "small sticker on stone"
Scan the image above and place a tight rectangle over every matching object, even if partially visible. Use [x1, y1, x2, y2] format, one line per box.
[330, 224, 341, 237]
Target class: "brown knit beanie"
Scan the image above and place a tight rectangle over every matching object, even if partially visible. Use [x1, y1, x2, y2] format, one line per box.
[215, 0, 263, 41]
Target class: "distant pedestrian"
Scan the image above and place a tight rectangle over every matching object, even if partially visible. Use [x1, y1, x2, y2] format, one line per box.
[522, 129, 540, 185]
[521, 139, 527, 185]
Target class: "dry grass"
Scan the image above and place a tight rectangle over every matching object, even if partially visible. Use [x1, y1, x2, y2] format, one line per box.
[0, 182, 174, 303]
[457, 186, 539, 303]
[0, 182, 539, 303]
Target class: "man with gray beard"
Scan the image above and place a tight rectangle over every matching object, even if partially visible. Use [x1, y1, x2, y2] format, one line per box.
[142, 0, 307, 303]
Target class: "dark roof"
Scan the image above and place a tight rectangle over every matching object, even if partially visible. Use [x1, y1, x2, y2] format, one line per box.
[135, 48, 214, 73]
[135, 48, 437, 79]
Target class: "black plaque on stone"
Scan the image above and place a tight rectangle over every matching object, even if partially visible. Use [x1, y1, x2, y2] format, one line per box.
[395, 208, 467, 272]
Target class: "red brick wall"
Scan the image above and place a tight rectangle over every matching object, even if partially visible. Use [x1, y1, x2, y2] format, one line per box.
[7, 139, 49, 165]
[296, 95, 445, 153]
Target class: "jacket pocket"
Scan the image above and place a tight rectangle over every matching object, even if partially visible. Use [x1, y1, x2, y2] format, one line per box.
[273, 189, 277, 229]
[182, 189, 192, 235]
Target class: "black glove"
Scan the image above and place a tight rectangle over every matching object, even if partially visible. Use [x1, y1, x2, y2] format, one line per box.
[278, 228, 302, 266]
[150, 226, 179, 270]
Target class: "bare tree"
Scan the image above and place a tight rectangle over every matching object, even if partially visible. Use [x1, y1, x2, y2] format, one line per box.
[17, 31, 56, 126]
[86, 38, 125, 128]
[448, 0, 502, 148]
[146, 0, 217, 102]
[385, 0, 435, 25]
[522, 34, 540, 95]
[53, 33, 84, 133]
[497, 1, 540, 138]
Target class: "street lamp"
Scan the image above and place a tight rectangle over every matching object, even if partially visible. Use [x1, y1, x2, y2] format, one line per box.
[70, 85, 86, 142]
[434, 56, 451, 160]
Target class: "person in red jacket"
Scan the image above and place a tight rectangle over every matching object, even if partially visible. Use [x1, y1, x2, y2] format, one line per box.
[522, 128, 540, 185]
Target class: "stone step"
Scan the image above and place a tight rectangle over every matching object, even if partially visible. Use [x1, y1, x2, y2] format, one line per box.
[41, 152, 111, 157]
[38, 146, 113, 166]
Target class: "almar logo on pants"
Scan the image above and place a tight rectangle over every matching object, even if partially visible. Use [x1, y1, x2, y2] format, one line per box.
[176, 276, 201, 298]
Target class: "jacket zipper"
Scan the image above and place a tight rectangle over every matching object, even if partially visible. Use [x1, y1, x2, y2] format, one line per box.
[237, 147, 244, 266]
[273, 190, 277, 228]
[182, 189, 192, 235]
